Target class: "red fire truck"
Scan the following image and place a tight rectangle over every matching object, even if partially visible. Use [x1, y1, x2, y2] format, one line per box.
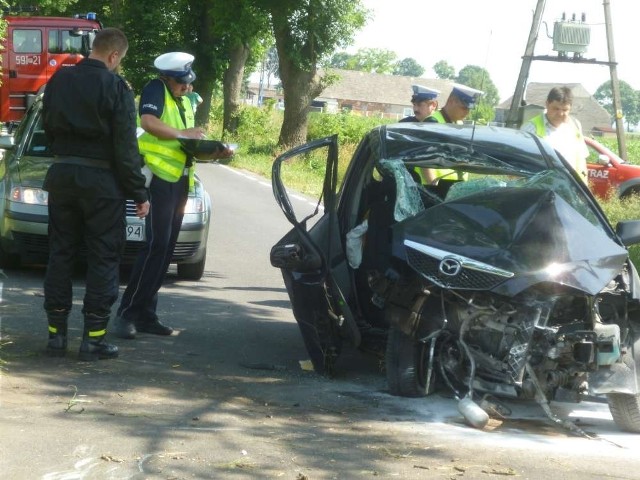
[0, 12, 101, 125]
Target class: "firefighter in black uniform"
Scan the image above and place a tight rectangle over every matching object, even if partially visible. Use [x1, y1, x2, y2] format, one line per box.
[42, 28, 150, 361]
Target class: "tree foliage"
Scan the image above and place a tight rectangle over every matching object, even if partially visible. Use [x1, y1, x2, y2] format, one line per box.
[328, 48, 397, 74]
[327, 51, 352, 69]
[257, 0, 369, 147]
[328, 50, 424, 77]
[350, 48, 397, 74]
[392, 57, 424, 77]
[263, 46, 280, 85]
[42, 0, 271, 132]
[433, 60, 455, 80]
[3, 0, 78, 14]
[594, 80, 640, 131]
[455, 65, 499, 107]
[1, 0, 370, 147]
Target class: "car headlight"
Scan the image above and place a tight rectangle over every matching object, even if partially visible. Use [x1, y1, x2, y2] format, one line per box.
[11, 187, 48, 205]
[184, 196, 205, 214]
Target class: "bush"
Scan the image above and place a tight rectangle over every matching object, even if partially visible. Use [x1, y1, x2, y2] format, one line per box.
[599, 194, 640, 267]
[596, 136, 640, 165]
[307, 110, 393, 144]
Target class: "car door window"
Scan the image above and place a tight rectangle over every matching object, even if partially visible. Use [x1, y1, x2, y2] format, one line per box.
[272, 136, 339, 228]
[25, 117, 50, 156]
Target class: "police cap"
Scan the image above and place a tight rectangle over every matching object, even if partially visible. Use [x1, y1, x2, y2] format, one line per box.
[154, 52, 196, 84]
[451, 84, 484, 109]
[411, 84, 440, 103]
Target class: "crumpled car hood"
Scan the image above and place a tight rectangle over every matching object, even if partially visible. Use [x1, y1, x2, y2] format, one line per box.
[393, 187, 628, 296]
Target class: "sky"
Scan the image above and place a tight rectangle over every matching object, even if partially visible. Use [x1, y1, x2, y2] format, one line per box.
[348, 0, 637, 103]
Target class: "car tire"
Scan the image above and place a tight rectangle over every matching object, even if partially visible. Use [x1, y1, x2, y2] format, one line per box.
[621, 186, 640, 199]
[386, 327, 435, 398]
[607, 392, 640, 433]
[176, 250, 206, 280]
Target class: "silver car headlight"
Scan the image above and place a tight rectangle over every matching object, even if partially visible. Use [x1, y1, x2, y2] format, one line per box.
[11, 187, 49, 205]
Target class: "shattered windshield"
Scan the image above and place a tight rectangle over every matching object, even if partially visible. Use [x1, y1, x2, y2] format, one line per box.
[375, 128, 601, 228]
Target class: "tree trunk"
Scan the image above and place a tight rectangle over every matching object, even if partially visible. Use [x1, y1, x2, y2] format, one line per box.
[272, 13, 324, 149]
[195, 70, 216, 129]
[277, 67, 319, 148]
[222, 42, 249, 135]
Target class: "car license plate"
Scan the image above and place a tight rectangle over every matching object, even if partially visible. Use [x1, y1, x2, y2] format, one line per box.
[126, 224, 145, 241]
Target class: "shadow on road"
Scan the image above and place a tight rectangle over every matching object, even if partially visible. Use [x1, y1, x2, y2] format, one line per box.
[1, 266, 469, 479]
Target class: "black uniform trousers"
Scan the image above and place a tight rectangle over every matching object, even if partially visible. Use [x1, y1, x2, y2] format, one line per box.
[116, 174, 189, 325]
[44, 193, 126, 317]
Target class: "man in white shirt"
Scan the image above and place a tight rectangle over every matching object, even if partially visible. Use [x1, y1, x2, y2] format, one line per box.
[521, 86, 589, 183]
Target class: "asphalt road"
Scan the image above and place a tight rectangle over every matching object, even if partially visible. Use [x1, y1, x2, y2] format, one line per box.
[1, 163, 640, 480]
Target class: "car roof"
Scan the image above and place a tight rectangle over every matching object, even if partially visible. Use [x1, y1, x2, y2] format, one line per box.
[367, 123, 557, 172]
[382, 123, 548, 153]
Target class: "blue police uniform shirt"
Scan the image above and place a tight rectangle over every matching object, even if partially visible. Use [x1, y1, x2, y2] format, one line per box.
[139, 79, 166, 118]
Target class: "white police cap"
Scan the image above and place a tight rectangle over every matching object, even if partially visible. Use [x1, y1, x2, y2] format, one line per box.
[451, 84, 484, 108]
[411, 84, 440, 102]
[154, 52, 196, 84]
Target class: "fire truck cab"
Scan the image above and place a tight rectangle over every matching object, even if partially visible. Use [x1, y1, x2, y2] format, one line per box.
[1, 13, 101, 126]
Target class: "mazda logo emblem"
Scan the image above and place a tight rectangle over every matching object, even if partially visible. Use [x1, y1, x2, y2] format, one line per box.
[439, 258, 462, 276]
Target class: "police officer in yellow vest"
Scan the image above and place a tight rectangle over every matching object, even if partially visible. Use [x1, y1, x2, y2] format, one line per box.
[399, 85, 441, 183]
[114, 52, 233, 339]
[521, 86, 588, 183]
[423, 84, 483, 184]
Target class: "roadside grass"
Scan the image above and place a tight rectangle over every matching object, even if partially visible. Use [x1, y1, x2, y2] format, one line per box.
[598, 193, 640, 266]
[206, 105, 366, 197]
[598, 135, 640, 165]
[206, 104, 640, 264]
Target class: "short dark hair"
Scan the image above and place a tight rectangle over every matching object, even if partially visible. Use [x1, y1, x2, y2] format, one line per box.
[547, 86, 573, 105]
[92, 28, 128, 55]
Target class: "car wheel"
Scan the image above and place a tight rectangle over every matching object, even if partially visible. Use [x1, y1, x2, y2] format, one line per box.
[607, 392, 640, 433]
[176, 250, 206, 280]
[386, 327, 436, 398]
[620, 186, 640, 199]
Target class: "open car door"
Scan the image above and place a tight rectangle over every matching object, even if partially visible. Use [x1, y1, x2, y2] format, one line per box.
[270, 135, 360, 375]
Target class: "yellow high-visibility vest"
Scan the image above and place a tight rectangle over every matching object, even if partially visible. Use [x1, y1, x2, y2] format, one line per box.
[138, 84, 195, 189]
[530, 113, 587, 182]
[422, 110, 466, 182]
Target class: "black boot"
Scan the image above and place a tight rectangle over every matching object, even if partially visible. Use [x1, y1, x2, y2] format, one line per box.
[112, 315, 137, 340]
[46, 310, 68, 357]
[78, 313, 119, 361]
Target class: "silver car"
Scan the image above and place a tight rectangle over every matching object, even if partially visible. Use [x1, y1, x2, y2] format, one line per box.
[0, 95, 211, 280]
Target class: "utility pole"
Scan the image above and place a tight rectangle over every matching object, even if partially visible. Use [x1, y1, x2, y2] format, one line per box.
[505, 0, 547, 128]
[603, 0, 627, 159]
[507, 0, 627, 160]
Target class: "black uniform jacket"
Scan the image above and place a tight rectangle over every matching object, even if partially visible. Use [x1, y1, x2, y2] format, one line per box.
[42, 58, 148, 204]
[399, 115, 426, 123]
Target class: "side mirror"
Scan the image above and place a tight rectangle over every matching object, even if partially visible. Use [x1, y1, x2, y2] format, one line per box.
[597, 154, 610, 166]
[616, 220, 640, 247]
[0, 135, 15, 150]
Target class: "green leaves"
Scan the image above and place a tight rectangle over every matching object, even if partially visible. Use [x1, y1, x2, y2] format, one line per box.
[594, 80, 640, 131]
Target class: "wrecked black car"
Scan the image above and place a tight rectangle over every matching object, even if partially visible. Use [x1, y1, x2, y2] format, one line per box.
[270, 123, 640, 433]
